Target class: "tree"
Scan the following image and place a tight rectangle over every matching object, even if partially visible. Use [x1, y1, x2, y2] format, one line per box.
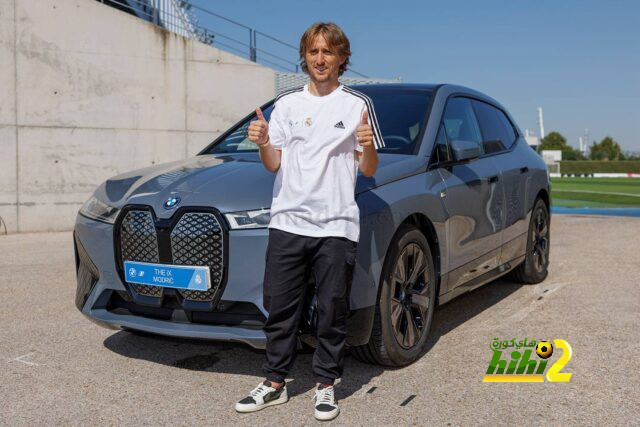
[539, 131, 567, 150]
[538, 131, 585, 160]
[589, 136, 622, 161]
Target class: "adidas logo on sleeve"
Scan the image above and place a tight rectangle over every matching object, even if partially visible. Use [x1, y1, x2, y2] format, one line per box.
[334, 121, 345, 129]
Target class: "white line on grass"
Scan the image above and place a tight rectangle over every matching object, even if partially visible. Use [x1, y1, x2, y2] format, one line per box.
[553, 189, 640, 198]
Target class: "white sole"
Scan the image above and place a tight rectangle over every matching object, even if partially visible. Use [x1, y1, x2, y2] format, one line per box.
[235, 391, 289, 413]
[314, 407, 339, 421]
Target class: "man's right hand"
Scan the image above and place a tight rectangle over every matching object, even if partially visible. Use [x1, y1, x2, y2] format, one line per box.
[248, 107, 269, 146]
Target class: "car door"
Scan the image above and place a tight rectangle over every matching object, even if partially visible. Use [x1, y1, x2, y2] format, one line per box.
[434, 97, 506, 292]
[470, 99, 529, 265]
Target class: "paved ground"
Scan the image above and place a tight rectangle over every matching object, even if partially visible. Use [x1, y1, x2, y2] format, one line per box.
[1, 215, 639, 425]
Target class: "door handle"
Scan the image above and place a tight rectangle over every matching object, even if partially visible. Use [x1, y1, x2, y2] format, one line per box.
[488, 175, 499, 183]
[520, 166, 529, 174]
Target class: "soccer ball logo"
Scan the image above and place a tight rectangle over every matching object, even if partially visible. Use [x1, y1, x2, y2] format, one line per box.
[536, 341, 554, 359]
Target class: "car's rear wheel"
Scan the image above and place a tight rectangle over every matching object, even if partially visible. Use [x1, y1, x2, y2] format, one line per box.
[509, 198, 550, 283]
[352, 224, 436, 367]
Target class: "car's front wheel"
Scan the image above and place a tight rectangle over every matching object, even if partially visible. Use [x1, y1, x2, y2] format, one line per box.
[351, 224, 436, 367]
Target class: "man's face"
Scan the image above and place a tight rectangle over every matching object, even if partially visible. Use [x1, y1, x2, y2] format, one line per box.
[304, 34, 345, 84]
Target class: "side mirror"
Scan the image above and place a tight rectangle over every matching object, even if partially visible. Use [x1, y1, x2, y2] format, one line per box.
[451, 140, 481, 162]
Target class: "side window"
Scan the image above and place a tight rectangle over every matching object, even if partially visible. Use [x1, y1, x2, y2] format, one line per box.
[442, 97, 483, 154]
[496, 109, 517, 147]
[472, 100, 517, 154]
[434, 123, 451, 163]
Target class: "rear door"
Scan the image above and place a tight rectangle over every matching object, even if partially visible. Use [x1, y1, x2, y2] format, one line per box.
[435, 97, 506, 292]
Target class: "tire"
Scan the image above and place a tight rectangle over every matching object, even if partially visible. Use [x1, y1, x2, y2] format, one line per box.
[351, 224, 436, 367]
[509, 198, 550, 284]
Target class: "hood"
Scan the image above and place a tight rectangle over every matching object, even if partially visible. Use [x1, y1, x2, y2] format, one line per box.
[95, 153, 427, 218]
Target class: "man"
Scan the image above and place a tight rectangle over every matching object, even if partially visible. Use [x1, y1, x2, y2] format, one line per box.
[235, 22, 384, 421]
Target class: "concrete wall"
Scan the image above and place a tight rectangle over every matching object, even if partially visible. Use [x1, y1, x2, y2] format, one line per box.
[0, 0, 276, 233]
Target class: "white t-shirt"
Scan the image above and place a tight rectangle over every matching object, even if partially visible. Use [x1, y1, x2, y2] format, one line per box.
[266, 83, 384, 243]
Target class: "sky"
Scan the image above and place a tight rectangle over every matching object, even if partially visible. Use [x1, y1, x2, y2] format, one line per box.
[190, 0, 640, 152]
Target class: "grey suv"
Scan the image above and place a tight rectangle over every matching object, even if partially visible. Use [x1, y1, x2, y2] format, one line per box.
[74, 83, 550, 366]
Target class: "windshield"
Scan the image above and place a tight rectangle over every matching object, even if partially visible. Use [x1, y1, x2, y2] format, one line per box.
[202, 87, 433, 155]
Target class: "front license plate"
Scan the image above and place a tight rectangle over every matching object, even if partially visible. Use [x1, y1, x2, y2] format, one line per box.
[123, 261, 211, 291]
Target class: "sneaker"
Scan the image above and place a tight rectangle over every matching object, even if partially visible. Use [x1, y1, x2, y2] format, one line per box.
[235, 380, 288, 413]
[313, 384, 339, 421]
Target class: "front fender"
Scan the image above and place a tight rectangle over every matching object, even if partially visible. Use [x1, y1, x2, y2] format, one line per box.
[351, 170, 448, 311]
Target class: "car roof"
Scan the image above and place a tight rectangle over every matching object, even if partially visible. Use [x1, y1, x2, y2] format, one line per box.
[349, 82, 491, 100]
[347, 82, 520, 136]
[349, 82, 440, 92]
[348, 82, 500, 106]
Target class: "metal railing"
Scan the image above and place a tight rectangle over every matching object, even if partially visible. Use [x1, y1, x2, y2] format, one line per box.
[97, 0, 369, 76]
[98, 0, 209, 42]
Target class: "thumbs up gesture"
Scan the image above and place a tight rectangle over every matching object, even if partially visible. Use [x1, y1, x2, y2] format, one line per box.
[248, 107, 269, 146]
[356, 110, 374, 149]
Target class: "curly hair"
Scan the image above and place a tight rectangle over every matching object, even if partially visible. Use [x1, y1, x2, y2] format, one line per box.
[299, 22, 351, 76]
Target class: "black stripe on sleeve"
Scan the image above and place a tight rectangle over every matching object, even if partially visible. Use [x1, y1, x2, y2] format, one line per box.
[342, 87, 385, 150]
[275, 86, 304, 102]
[349, 88, 384, 150]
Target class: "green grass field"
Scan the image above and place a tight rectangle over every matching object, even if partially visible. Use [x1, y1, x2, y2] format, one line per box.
[551, 178, 640, 208]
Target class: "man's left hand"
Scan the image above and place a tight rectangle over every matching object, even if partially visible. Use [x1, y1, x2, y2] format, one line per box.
[356, 110, 374, 149]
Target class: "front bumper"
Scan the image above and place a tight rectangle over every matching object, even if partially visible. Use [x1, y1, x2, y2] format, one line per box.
[74, 211, 272, 349]
[83, 307, 267, 348]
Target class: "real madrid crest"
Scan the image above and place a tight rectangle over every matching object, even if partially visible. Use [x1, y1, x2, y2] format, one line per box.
[304, 117, 313, 127]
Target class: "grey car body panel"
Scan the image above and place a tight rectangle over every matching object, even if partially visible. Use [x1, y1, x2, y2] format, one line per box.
[97, 152, 424, 213]
[437, 155, 506, 292]
[74, 83, 550, 348]
[353, 170, 450, 309]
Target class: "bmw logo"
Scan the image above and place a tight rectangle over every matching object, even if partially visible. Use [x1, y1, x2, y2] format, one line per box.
[163, 196, 181, 209]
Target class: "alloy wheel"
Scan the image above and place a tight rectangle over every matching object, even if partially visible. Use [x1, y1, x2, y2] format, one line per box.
[532, 207, 549, 272]
[389, 243, 432, 349]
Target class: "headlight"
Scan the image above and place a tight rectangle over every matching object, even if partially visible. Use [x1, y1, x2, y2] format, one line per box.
[224, 208, 270, 229]
[79, 196, 120, 224]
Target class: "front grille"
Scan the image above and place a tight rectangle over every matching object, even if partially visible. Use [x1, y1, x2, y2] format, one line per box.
[116, 206, 227, 306]
[171, 212, 224, 301]
[120, 210, 163, 298]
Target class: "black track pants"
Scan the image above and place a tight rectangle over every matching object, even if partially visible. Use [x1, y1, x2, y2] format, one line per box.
[261, 227, 358, 385]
